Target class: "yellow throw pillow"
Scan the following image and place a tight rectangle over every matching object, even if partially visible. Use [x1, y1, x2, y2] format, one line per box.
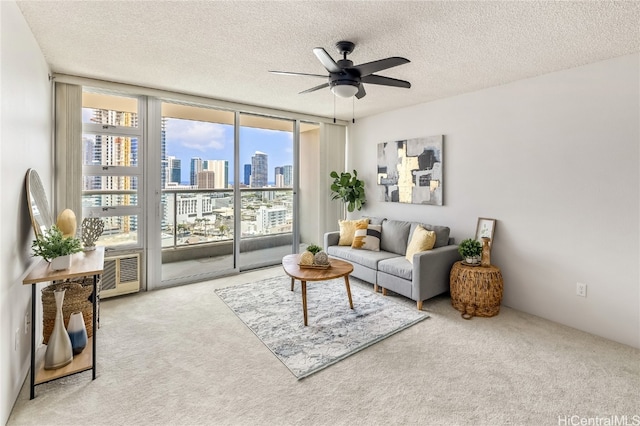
[405, 225, 436, 264]
[338, 218, 370, 246]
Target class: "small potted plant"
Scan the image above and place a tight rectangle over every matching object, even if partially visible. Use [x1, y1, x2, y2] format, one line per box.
[458, 238, 482, 265]
[306, 244, 322, 255]
[32, 225, 82, 270]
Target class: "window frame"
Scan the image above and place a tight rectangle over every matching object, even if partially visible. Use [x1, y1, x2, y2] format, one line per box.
[81, 90, 145, 251]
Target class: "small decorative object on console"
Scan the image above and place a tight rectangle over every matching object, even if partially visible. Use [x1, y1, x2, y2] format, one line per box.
[67, 311, 88, 355]
[44, 288, 73, 369]
[56, 208, 77, 238]
[81, 217, 104, 251]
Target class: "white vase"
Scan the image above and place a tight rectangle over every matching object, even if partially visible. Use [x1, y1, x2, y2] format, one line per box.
[67, 311, 88, 355]
[44, 289, 73, 369]
[51, 255, 71, 271]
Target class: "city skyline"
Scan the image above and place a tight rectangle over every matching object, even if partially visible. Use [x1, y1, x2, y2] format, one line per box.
[165, 118, 293, 185]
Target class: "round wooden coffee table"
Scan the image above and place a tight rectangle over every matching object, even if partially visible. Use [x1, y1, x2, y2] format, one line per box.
[282, 254, 354, 326]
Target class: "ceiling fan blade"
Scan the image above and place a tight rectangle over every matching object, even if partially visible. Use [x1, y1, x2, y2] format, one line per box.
[299, 82, 330, 94]
[355, 84, 366, 99]
[269, 70, 327, 79]
[361, 74, 411, 88]
[313, 47, 341, 73]
[351, 57, 410, 77]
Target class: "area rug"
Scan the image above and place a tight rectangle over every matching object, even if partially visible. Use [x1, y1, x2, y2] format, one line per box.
[215, 275, 427, 379]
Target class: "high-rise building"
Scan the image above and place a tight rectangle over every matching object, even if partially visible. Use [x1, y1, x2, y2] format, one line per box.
[167, 156, 181, 185]
[274, 166, 284, 188]
[160, 118, 167, 189]
[283, 165, 293, 187]
[190, 157, 203, 186]
[86, 108, 138, 233]
[244, 164, 251, 186]
[197, 171, 216, 189]
[205, 160, 229, 189]
[251, 151, 268, 188]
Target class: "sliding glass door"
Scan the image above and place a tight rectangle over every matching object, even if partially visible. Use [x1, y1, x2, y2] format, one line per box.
[159, 103, 236, 285]
[238, 114, 295, 270]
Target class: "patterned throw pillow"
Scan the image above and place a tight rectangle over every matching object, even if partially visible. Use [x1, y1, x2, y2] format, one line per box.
[338, 218, 370, 246]
[351, 223, 382, 251]
[405, 225, 436, 263]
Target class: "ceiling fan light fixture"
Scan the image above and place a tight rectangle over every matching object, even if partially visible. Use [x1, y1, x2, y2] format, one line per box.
[330, 81, 359, 98]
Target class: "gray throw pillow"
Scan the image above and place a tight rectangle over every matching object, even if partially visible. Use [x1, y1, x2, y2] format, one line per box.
[363, 216, 385, 225]
[380, 220, 412, 255]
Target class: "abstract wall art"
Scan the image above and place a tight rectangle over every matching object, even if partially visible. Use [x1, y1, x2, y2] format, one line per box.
[377, 135, 443, 205]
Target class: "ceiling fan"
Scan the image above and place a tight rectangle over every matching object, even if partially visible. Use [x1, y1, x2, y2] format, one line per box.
[270, 41, 411, 99]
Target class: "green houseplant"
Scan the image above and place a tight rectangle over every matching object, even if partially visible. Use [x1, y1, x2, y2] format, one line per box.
[330, 170, 366, 213]
[32, 225, 82, 270]
[306, 244, 323, 255]
[458, 238, 482, 264]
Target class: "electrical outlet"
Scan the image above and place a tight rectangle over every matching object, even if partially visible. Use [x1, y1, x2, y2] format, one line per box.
[24, 312, 29, 333]
[14, 328, 20, 351]
[576, 282, 587, 297]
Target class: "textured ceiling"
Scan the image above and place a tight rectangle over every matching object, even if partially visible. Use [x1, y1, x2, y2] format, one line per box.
[16, 1, 640, 121]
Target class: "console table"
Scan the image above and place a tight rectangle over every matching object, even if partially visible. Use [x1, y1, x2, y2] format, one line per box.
[22, 247, 104, 399]
[450, 261, 503, 319]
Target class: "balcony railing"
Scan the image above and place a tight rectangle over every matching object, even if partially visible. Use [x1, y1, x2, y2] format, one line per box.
[161, 187, 294, 251]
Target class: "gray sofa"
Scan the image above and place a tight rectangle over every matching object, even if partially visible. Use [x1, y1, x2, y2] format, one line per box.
[324, 218, 459, 310]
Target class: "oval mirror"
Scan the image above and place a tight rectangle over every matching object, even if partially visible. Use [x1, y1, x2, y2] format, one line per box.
[26, 168, 53, 236]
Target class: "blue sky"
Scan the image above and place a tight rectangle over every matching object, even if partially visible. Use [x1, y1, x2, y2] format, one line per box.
[82, 108, 294, 185]
[165, 118, 293, 184]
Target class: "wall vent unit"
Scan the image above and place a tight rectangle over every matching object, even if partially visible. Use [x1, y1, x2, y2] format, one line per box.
[101, 253, 141, 298]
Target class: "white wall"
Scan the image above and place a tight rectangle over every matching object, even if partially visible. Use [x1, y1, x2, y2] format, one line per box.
[0, 1, 52, 423]
[349, 54, 639, 348]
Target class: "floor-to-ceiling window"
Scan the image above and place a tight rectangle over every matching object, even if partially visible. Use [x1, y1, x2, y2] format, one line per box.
[75, 82, 337, 294]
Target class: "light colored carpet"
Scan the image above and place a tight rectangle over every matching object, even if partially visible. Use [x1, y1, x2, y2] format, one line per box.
[215, 276, 427, 379]
[7, 267, 640, 426]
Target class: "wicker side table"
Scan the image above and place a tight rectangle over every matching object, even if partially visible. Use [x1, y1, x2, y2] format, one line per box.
[450, 261, 503, 319]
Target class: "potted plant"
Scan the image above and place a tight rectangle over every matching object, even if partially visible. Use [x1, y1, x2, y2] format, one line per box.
[458, 238, 482, 265]
[330, 170, 366, 213]
[32, 225, 82, 270]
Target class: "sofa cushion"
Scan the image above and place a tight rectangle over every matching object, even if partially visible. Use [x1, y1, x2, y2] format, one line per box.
[380, 220, 412, 255]
[409, 222, 451, 249]
[327, 245, 398, 270]
[352, 223, 382, 251]
[363, 216, 385, 225]
[405, 225, 436, 263]
[338, 218, 369, 246]
[378, 257, 413, 281]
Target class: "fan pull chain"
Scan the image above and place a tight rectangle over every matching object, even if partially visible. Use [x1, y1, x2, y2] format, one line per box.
[352, 97, 355, 124]
[333, 95, 336, 123]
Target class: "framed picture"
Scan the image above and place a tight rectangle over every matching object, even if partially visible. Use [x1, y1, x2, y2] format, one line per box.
[377, 135, 443, 205]
[475, 218, 496, 245]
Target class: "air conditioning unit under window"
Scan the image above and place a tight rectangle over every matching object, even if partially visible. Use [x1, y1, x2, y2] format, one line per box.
[101, 253, 141, 298]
